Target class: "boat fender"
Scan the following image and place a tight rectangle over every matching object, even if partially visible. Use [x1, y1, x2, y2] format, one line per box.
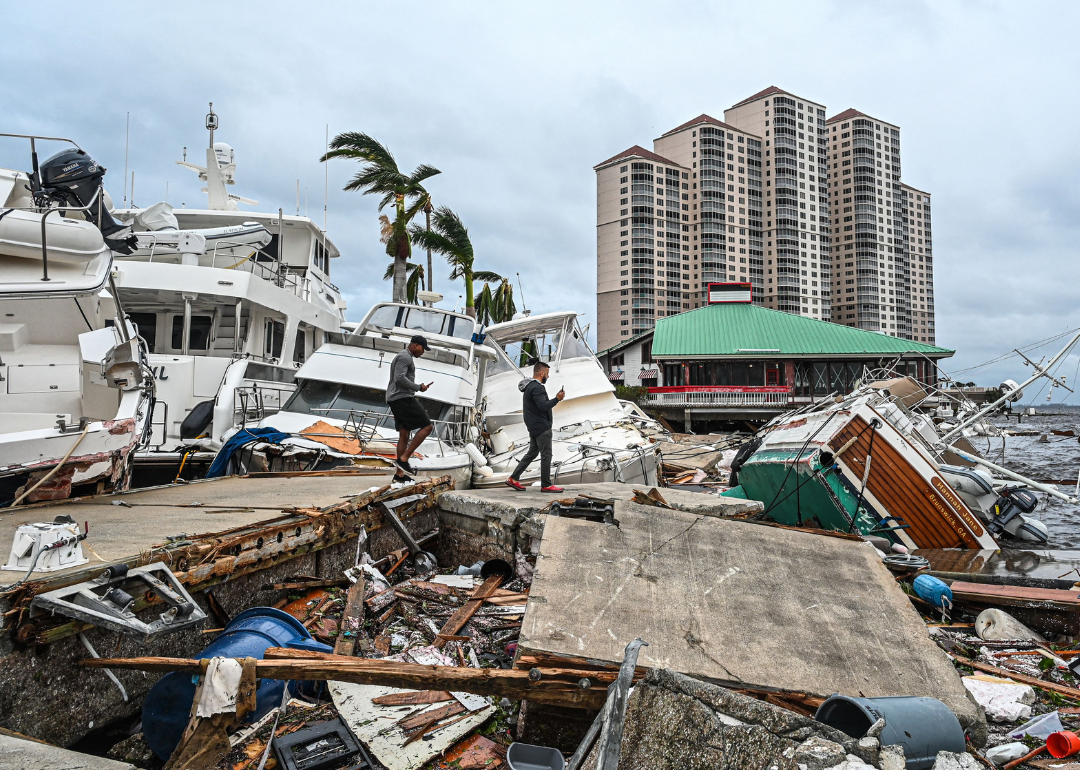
[465, 442, 487, 468]
[912, 574, 952, 608]
[180, 400, 216, 439]
[728, 436, 763, 486]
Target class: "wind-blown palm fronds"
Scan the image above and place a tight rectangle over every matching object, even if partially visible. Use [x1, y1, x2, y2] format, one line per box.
[410, 206, 500, 318]
[474, 276, 517, 326]
[322, 133, 439, 302]
[383, 261, 426, 305]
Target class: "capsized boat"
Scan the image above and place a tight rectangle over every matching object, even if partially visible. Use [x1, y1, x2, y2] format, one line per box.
[0, 134, 153, 506]
[474, 311, 665, 487]
[217, 302, 496, 487]
[108, 109, 347, 482]
[730, 366, 1069, 549]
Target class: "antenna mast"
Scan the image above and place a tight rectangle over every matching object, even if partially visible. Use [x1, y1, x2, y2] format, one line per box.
[123, 112, 129, 207]
[206, 103, 218, 148]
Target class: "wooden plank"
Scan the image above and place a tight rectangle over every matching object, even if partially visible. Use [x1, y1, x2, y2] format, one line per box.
[950, 581, 1080, 612]
[434, 574, 504, 649]
[371, 691, 454, 706]
[949, 654, 1080, 701]
[334, 578, 367, 657]
[79, 650, 611, 709]
[398, 702, 465, 731]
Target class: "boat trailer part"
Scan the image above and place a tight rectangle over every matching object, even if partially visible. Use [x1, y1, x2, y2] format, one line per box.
[548, 497, 617, 525]
[374, 497, 438, 573]
[31, 562, 206, 641]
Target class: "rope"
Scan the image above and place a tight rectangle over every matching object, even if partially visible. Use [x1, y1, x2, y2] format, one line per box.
[9, 424, 90, 508]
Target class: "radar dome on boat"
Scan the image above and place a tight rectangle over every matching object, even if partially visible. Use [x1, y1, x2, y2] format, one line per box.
[213, 142, 234, 166]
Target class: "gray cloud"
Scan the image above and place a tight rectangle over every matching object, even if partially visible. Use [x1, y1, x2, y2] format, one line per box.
[4, 0, 1080, 394]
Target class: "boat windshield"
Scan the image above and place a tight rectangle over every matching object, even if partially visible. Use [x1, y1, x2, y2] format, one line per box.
[283, 379, 459, 427]
[363, 305, 474, 341]
[486, 318, 594, 376]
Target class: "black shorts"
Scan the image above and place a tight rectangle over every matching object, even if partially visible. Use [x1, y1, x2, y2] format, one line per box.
[388, 397, 432, 431]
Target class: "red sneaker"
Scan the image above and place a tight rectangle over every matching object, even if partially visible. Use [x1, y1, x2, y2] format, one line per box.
[506, 478, 526, 491]
[541, 485, 565, 493]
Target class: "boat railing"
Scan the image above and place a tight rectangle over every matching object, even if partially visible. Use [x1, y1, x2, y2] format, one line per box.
[336, 409, 471, 456]
[134, 238, 308, 300]
[642, 386, 792, 409]
[233, 384, 293, 429]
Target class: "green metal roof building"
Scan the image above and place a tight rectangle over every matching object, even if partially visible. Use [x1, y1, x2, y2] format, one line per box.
[597, 299, 952, 427]
[650, 302, 952, 359]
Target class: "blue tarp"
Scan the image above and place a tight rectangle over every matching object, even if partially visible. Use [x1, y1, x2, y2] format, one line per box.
[206, 427, 290, 478]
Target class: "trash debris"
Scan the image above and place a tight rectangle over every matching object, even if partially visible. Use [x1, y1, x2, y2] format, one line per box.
[1010, 711, 1064, 741]
[962, 675, 1035, 722]
[1048, 731, 1080, 759]
[814, 694, 965, 770]
[985, 742, 1030, 764]
[976, 608, 1048, 642]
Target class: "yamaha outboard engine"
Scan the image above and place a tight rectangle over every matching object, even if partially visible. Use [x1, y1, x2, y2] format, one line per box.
[36, 148, 137, 254]
[989, 486, 1048, 543]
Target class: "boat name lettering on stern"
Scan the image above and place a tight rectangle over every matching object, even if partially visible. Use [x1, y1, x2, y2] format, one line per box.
[930, 476, 985, 536]
[925, 489, 979, 547]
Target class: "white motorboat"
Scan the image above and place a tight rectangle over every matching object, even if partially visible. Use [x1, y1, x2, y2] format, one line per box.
[0, 134, 153, 506]
[218, 302, 496, 488]
[475, 311, 664, 488]
[106, 108, 347, 482]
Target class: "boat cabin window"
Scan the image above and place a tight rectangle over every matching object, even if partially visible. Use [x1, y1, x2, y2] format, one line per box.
[264, 319, 285, 360]
[293, 329, 307, 365]
[284, 379, 452, 428]
[365, 305, 474, 341]
[129, 312, 157, 353]
[313, 238, 330, 275]
[170, 315, 212, 351]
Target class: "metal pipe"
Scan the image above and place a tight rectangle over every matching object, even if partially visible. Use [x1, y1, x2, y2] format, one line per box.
[39, 208, 52, 281]
[233, 300, 243, 356]
[940, 329, 1080, 444]
[107, 271, 131, 342]
[181, 295, 192, 355]
[949, 447, 1079, 504]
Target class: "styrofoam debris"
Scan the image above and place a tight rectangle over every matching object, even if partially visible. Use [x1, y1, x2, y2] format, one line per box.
[962, 675, 1035, 722]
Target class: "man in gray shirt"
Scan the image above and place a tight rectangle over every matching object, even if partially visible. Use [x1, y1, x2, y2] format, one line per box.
[387, 335, 433, 480]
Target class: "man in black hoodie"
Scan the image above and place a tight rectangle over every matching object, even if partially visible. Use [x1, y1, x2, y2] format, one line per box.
[506, 360, 565, 492]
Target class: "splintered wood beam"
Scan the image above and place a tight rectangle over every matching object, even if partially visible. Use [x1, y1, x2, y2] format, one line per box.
[333, 578, 367, 657]
[434, 573, 504, 649]
[79, 650, 610, 709]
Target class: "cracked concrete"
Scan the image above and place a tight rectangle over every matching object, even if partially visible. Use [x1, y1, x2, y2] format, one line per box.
[519, 499, 985, 744]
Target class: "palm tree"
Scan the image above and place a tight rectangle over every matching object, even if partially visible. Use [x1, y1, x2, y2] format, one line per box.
[474, 277, 517, 326]
[410, 207, 500, 318]
[382, 261, 425, 304]
[321, 133, 439, 302]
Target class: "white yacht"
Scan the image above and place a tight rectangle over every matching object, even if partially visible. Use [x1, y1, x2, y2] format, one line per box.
[0, 134, 153, 506]
[222, 302, 496, 488]
[108, 109, 346, 481]
[475, 312, 663, 487]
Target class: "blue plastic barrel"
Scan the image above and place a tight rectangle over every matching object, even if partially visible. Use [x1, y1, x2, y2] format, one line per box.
[142, 607, 332, 760]
[815, 694, 966, 770]
[912, 574, 953, 608]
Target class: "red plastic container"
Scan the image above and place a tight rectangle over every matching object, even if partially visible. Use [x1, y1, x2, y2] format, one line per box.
[1048, 731, 1080, 759]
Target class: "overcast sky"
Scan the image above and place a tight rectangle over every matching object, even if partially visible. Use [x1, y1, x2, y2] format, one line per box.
[4, 1, 1080, 394]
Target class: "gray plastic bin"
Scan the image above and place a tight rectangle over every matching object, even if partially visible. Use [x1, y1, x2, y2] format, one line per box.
[507, 742, 566, 770]
[815, 694, 965, 770]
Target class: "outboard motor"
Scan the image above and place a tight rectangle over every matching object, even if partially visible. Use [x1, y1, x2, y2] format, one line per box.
[989, 486, 1048, 543]
[36, 148, 137, 254]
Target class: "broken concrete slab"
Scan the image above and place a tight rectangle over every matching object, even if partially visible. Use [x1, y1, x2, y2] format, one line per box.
[580, 668, 851, 770]
[0, 732, 136, 769]
[440, 482, 762, 522]
[520, 501, 985, 744]
[434, 482, 762, 569]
